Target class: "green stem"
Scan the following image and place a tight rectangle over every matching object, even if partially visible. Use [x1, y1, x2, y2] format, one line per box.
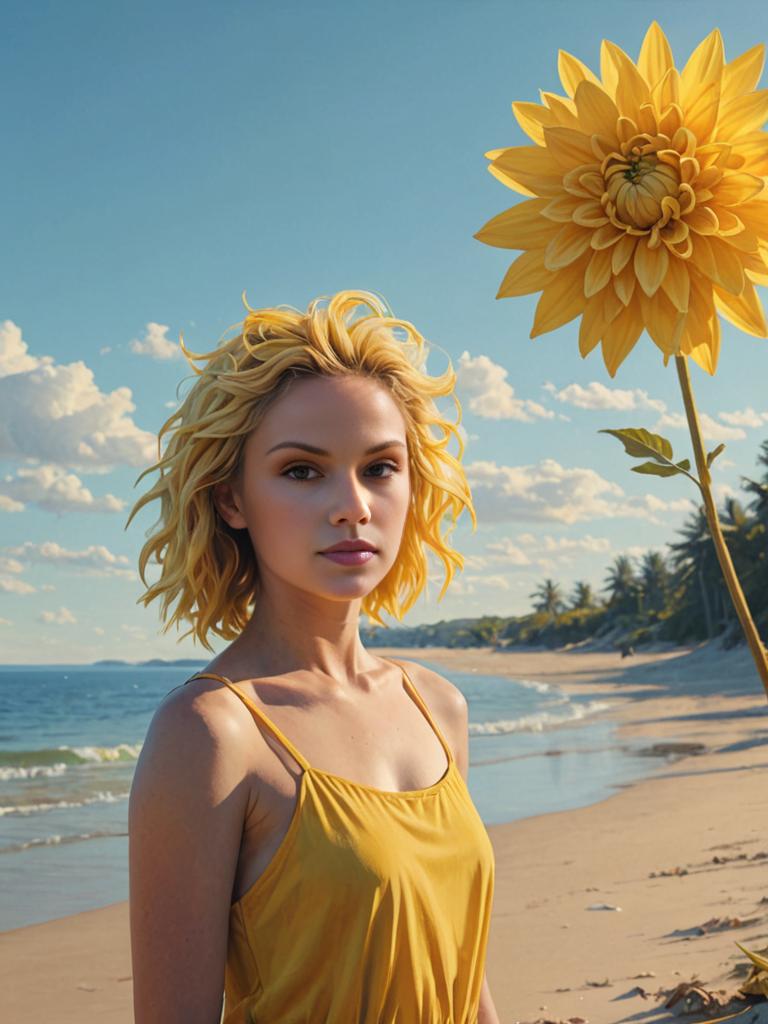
[675, 355, 768, 700]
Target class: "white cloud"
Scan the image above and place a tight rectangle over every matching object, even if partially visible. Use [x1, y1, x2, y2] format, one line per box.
[0, 557, 24, 574]
[0, 321, 155, 472]
[0, 466, 125, 515]
[483, 538, 532, 566]
[456, 352, 555, 422]
[718, 407, 768, 429]
[0, 617, 11, 626]
[93, 626, 106, 636]
[5, 541, 134, 579]
[40, 583, 56, 592]
[546, 381, 666, 413]
[129, 322, 179, 360]
[99, 346, 112, 355]
[655, 412, 746, 442]
[39, 606, 77, 625]
[518, 532, 612, 555]
[466, 458, 695, 526]
[0, 576, 35, 594]
[0, 494, 24, 512]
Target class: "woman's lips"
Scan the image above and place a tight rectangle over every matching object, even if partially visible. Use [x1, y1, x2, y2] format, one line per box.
[320, 550, 376, 566]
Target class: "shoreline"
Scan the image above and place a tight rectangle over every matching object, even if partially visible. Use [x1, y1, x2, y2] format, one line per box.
[1, 642, 767, 1023]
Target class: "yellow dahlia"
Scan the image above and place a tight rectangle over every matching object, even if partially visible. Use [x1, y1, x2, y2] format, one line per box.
[475, 22, 768, 376]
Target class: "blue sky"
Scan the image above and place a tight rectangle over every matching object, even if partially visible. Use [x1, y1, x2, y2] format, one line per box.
[2, 0, 767, 662]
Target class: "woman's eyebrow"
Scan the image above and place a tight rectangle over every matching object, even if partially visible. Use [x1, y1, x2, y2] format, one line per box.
[266, 440, 406, 456]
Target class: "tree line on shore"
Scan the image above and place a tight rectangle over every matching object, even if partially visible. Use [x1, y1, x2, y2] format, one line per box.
[364, 441, 768, 651]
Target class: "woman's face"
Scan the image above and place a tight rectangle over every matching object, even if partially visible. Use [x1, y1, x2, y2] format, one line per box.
[215, 373, 411, 607]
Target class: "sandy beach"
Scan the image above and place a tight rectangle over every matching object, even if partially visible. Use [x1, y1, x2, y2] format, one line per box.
[1, 642, 767, 1023]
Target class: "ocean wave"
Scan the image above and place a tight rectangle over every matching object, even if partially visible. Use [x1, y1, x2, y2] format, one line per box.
[469, 699, 613, 735]
[0, 790, 130, 817]
[512, 677, 554, 695]
[0, 828, 127, 855]
[0, 743, 141, 778]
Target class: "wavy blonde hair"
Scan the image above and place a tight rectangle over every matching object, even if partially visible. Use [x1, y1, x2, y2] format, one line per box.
[126, 290, 476, 651]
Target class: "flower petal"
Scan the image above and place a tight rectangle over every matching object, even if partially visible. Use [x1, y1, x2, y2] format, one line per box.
[611, 234, 637, 275]
[600, 294, 644, 377]
[540, 92, 581, 129]
[689, 234, 745, 294]
[613, 262, 636, 305]
[573, 81, 620, 138]
[530, 254, 589, 337]
[584, 248, 613, 296]
[713, 280, 768, 337]
[683, 80, 720, 146]
[731, 132, 768, 177]
[603, 41, 652, 124]
[737, 199, 768, 239]
[718, 89, 768, 139]
[512, 101, 559, 145]
[680, 29, 724, 111]
[489, 146, 564, 197]
[687, 315, 720, 375]
[661, 256, 691, 312]
[637, 21, 674, 91]
[544, 222, 593, 269]
[634, 238, 669, 296]
[639, 288, 685, 355]
[475, 199, 556, 249]
[540, 194, 585, 222]
[543, 126, 597, 168]
[713, 173, 765, 206]
[685, 206, 719, 235]
[558, 49, 600, 98]
[496, 249, 553, 298]
[579, 293, 606, 356]
[721, 44, 765, 105]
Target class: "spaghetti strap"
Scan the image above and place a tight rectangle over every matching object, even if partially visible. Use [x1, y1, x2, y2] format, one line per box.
[384, 659, 455, 766]
[185, 672, 311, 772]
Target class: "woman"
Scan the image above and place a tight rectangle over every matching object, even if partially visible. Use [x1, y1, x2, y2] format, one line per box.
[127, 290, 499, 1023]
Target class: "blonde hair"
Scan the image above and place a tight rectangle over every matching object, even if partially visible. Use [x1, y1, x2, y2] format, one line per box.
[125, 290, 476, 651]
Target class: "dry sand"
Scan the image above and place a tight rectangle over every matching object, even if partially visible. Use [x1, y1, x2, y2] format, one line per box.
[1, 642, 767, 1023]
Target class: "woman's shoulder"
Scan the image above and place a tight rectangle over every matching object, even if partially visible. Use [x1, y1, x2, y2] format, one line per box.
[384, 656, 468, 724]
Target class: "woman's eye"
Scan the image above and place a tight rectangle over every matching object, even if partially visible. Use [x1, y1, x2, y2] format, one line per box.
[282, 461, 398, 481]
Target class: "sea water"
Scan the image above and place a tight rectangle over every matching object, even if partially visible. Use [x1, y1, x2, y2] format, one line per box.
[0, 658, 663, 930]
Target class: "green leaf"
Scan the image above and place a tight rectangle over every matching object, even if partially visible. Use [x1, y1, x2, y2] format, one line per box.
[706, 443, 726, 468]
[599, 428, 674, 463]
[631, 459, 691, 478]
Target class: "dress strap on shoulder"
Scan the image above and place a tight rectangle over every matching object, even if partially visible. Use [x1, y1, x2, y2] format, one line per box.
[185, 672, 311, 772]
[384, 660, 454, 766]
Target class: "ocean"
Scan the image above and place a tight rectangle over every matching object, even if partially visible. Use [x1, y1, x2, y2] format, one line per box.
[0, 658, 665, 931]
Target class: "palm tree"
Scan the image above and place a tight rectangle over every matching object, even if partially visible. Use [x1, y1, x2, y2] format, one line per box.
[668, 505, 727, 639]
[639, 550, 670, 616]
[529, 578, 565, 622]
[570, 580, 597, 610]
[603, 555, 641, 615]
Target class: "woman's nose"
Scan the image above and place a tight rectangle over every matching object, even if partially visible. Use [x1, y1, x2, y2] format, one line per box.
[329, 474, 372, 524]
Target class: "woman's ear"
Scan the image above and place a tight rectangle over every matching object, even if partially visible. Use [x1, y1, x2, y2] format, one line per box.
[212, 480, 248, 530]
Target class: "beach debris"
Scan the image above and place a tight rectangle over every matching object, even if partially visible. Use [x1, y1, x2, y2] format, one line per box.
[586, 902, 622, 911]
[513, 1018, 588, 1024]
[651, 866, 690, 877]
[638, 742, 707, 758]
[585, 978, 613, 987]
[735, 942, 768, 998]
[633, 971, 657, 978]
[662, 978, 750, 1017]
[696, 916, 762, 935]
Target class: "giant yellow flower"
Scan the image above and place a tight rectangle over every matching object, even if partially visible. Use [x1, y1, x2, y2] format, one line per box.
[476, 22, 768, 376]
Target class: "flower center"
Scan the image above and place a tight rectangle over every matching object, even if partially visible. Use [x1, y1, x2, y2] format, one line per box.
[604, 150, 680, 230]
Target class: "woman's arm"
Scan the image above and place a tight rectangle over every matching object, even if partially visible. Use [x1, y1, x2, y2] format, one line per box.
[129, 684, 251, 1024]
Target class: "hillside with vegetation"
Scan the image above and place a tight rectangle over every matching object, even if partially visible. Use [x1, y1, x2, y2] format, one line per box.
[365, 440, 768, 652]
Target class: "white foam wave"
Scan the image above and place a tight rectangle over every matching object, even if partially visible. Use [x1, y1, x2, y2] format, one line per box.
[70, 743, 142, 762]
[0, 763, 68, 781]
[0, 790, 129, 817]
[469, 699, 613, 735]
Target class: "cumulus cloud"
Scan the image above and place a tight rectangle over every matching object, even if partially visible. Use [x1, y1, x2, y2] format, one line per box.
[718, 407, 768, 429]
[5, 541, 134, 579]
[0, 320, 155, 472]
[655, 412, 746, 442]
[466, 458, 694, 526]
[39, 606, 77, 625]
[456, 352, 554, 422]
[0, 465, 125, 515]
[0, 576, 35, 594]
[129, 322, 180, 360]
[0, 617, 11, 625]
[544, 380, 666, 413]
